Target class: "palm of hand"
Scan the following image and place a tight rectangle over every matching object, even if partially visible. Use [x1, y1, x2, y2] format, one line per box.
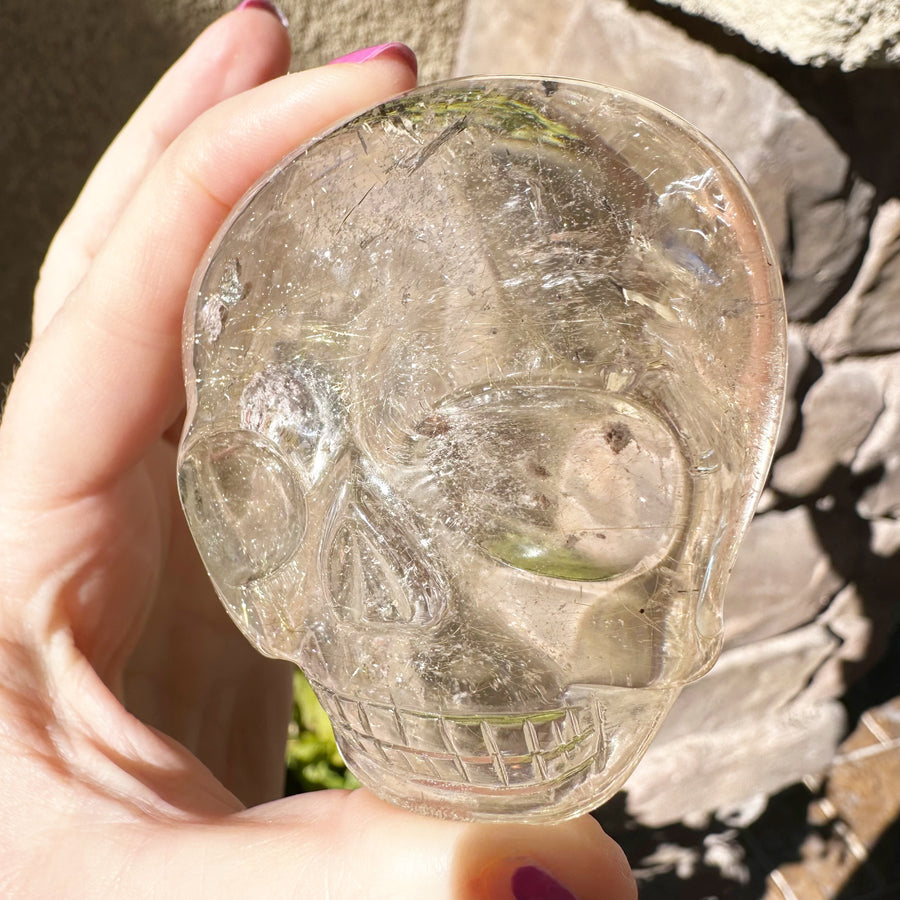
[1, 430, 288, 821]
[93, 436, 293, 811]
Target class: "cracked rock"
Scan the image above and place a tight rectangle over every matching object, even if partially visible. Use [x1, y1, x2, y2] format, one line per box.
[776, 331, 812, 453]
[654, 623, 838, 744]
[723, 507, 845, 646]
[771, 364, 884, 497]
[625, 699, 845, 826]
[809, 200, 900, 359]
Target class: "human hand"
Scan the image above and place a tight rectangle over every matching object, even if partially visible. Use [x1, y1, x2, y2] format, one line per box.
[0, 5, 636, 897]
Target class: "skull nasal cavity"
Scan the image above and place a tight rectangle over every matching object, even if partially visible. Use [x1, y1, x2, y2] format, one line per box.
[323, 487, 445, 625]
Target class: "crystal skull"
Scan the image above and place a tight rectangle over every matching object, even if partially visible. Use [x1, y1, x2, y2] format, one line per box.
[178, 77, 786, 822]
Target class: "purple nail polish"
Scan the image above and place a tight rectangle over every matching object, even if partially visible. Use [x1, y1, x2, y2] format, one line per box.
[327, 42, 418, 76]
[511, 865, 579, 900]
[235, 0, 289, 29]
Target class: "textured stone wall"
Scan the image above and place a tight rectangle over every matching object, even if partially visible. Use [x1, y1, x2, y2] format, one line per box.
[0, 0, 465, 385]
[659, 0, 900, 69]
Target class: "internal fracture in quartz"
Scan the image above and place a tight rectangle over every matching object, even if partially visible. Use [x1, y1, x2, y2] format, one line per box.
[178, 77, 786, 822]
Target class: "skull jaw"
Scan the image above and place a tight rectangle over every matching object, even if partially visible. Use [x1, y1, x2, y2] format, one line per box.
[315, 680, 680, 822]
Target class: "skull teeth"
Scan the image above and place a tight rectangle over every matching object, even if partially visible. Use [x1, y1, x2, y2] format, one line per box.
[315, 685, 605, 789]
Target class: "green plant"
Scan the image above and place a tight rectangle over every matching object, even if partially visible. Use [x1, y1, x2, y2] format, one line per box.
[285, 669, 359, 793]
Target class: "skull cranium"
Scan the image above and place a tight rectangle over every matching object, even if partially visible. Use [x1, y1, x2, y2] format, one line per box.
[178, 77, 786, 822]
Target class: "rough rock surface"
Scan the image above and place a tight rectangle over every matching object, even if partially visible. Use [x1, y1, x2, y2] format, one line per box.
[771, 363, 884, 497]
[626, 700, 846, 826]
[0, 0, 466, 384]
[807, 200, 900, 358]
[457, 0, 876, 321]
[775, 332, 810, 453]
[653, 624, 839, 744]
[721, 508, 844, 647]
[611, 695, 900, 897]
[657, 0, 900, 70]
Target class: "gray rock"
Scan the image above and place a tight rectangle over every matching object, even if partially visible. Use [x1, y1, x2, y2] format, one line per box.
[859, 459, 900, 518]
[625, 699, 845, 826]
[723, 507, 844, 647]
[754, 487, 778, 515]
[776, 330, 811, 453]
[850, 355, 900, 478]
[809, 200, 900, 358]
[844, 248, 900, 356]
[657, 0, 900, 70]
[456, 0, 875, 321]
[871, 517, 900, 556]
[453, 0, 898, 834]
[455, 0, 574, 75]
[771, 364, 884, 497]
[777, 119, 874, 320]
[807, 586, 877, 701]
[654, 624, 838, 745]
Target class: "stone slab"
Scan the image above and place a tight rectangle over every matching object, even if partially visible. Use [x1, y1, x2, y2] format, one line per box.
[806, 586, 875, 702]
[653, 623, 838, 745]
[860, 458, 900, 518]
[771, 363, 884, 497]
[775, 331, 810, 453]
[625, 699, 845, 826]
[723, 507, 844, 647]
[658, 0, 900, 70]
[852, 354, 900, 475]
[870, 517, 900, 557]
[809, 200, 900, 359]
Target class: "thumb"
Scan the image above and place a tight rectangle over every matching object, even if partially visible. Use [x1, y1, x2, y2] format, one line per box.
[150, 789, 637, 900]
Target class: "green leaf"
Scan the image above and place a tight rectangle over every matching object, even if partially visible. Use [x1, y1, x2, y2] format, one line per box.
[286, 669, 359, 793]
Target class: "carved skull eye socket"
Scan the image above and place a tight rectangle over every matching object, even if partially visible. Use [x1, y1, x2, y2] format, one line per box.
[239, 360, 345, 487]
[178, 429, 305, 587]
[405, 384, 688, 581]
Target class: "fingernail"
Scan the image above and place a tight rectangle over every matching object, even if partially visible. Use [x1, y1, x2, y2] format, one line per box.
[235, 0, 289, 28]
[511, 865, 579, 900]
[327, 42, 418, 76]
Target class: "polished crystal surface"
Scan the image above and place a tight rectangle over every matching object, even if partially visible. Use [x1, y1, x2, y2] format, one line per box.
[178, 77, 786, 822]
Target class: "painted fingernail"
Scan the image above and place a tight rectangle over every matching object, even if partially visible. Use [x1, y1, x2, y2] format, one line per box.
[235, 0, 289, 28]
[511, 865, 579, 900]
[327, 42, 418, 75]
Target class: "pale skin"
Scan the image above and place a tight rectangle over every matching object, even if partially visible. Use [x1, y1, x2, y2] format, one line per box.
[0, 8, 637, 898]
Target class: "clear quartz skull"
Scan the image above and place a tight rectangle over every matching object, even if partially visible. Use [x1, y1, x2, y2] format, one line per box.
[178, 77, 786, 822]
